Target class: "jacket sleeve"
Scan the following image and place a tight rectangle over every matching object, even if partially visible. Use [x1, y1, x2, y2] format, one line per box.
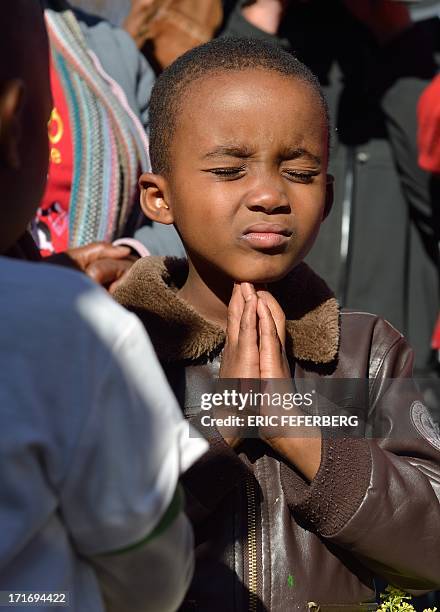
[280, 331, 440, 592]
[91, 486, 195, 612]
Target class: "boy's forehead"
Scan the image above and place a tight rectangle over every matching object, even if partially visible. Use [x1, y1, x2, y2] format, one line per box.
[183, 67, 317, 107]
[175, 69, 327, 159]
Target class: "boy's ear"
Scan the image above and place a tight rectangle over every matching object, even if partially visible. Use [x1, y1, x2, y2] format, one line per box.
[0, 79, 25, 171]
[139, 172, 174, 225]
[323, 174, 334, 220]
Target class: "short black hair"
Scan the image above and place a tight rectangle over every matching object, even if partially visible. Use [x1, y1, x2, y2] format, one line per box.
[148, 37, 329, 175]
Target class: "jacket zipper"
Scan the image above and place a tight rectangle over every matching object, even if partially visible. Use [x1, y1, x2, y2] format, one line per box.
[246, 475, 258, 612]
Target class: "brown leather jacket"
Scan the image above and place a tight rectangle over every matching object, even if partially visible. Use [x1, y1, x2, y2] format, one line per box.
[114, 257, 440, 611]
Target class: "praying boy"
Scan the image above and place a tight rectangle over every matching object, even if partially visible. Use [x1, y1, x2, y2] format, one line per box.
[115, 38, 440, 609]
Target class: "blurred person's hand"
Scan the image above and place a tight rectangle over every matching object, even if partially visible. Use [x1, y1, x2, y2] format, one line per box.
[49, 242, 138, 292]
[85, 254, 139, 294]
[124, 0, 223, 68]
[241, 0, 292, 35]
[343, 0, 411, 44]
[123, 0, 159, 49]
[65, 242, 131, 271]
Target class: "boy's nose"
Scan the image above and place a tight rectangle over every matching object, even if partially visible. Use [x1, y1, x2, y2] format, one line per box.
[244, 185, 291, 214]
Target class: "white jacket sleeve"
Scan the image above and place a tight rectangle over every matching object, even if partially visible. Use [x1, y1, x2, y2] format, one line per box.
[56, 294, 207, 608]
[91, 486, 195, 612]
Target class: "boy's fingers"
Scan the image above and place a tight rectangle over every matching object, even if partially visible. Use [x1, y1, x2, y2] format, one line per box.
[238, 292, 258, 341]
[226, 283, 245, 345]
[257, 297, 280, 346]
[221, 285, 260, 379]
[239, 284, 258, 340]
[258, 297, 290, 378]
[257, 290, 286, 346]
[237, 293, 259, 367]
[240, 282, 256, 302]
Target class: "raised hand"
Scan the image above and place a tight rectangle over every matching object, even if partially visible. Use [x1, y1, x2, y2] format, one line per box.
[218, 283, 261, 448]
[218, 283, 321, 479]
[255, 289, 321, 481]
[219, 283, 261, 379]
[256, 289, 290, 379]
[255, 290, 294, 441]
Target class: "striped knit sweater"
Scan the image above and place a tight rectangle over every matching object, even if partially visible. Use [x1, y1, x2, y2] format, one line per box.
[44, 6, 150, 247]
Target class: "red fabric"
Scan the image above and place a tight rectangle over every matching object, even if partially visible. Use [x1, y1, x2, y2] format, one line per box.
[431, 314, 440, 350]
[36, 57, 73, 256]
[417, 74, 440, 175]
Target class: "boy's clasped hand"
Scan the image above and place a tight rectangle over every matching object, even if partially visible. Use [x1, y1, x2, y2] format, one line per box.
[219, 281, 291, 380]
[219, 282, 322, 481]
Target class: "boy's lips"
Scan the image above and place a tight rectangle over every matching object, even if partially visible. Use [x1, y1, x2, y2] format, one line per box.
[241, 223, 292, 250]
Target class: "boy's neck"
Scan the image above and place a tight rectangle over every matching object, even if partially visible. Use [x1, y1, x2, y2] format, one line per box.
[177, 260, 232, 330]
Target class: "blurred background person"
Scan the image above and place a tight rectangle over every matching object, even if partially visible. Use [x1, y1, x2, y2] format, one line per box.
[68, 0, 132, 24]
[0, 2, 206, 609]
[15, 0, 185, 293]
[69, 0, 223, 71]
[417, 58, 440, 368]
[41, 0, 152, 252]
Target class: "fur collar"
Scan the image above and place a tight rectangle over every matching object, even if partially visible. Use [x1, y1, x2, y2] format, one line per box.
[114, 257, 339, 366]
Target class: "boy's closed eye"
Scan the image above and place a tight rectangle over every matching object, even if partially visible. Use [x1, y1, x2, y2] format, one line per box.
[203, 165, 321, 184]
[205, 166, 246, 179]
[282, 169, 320, 183]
